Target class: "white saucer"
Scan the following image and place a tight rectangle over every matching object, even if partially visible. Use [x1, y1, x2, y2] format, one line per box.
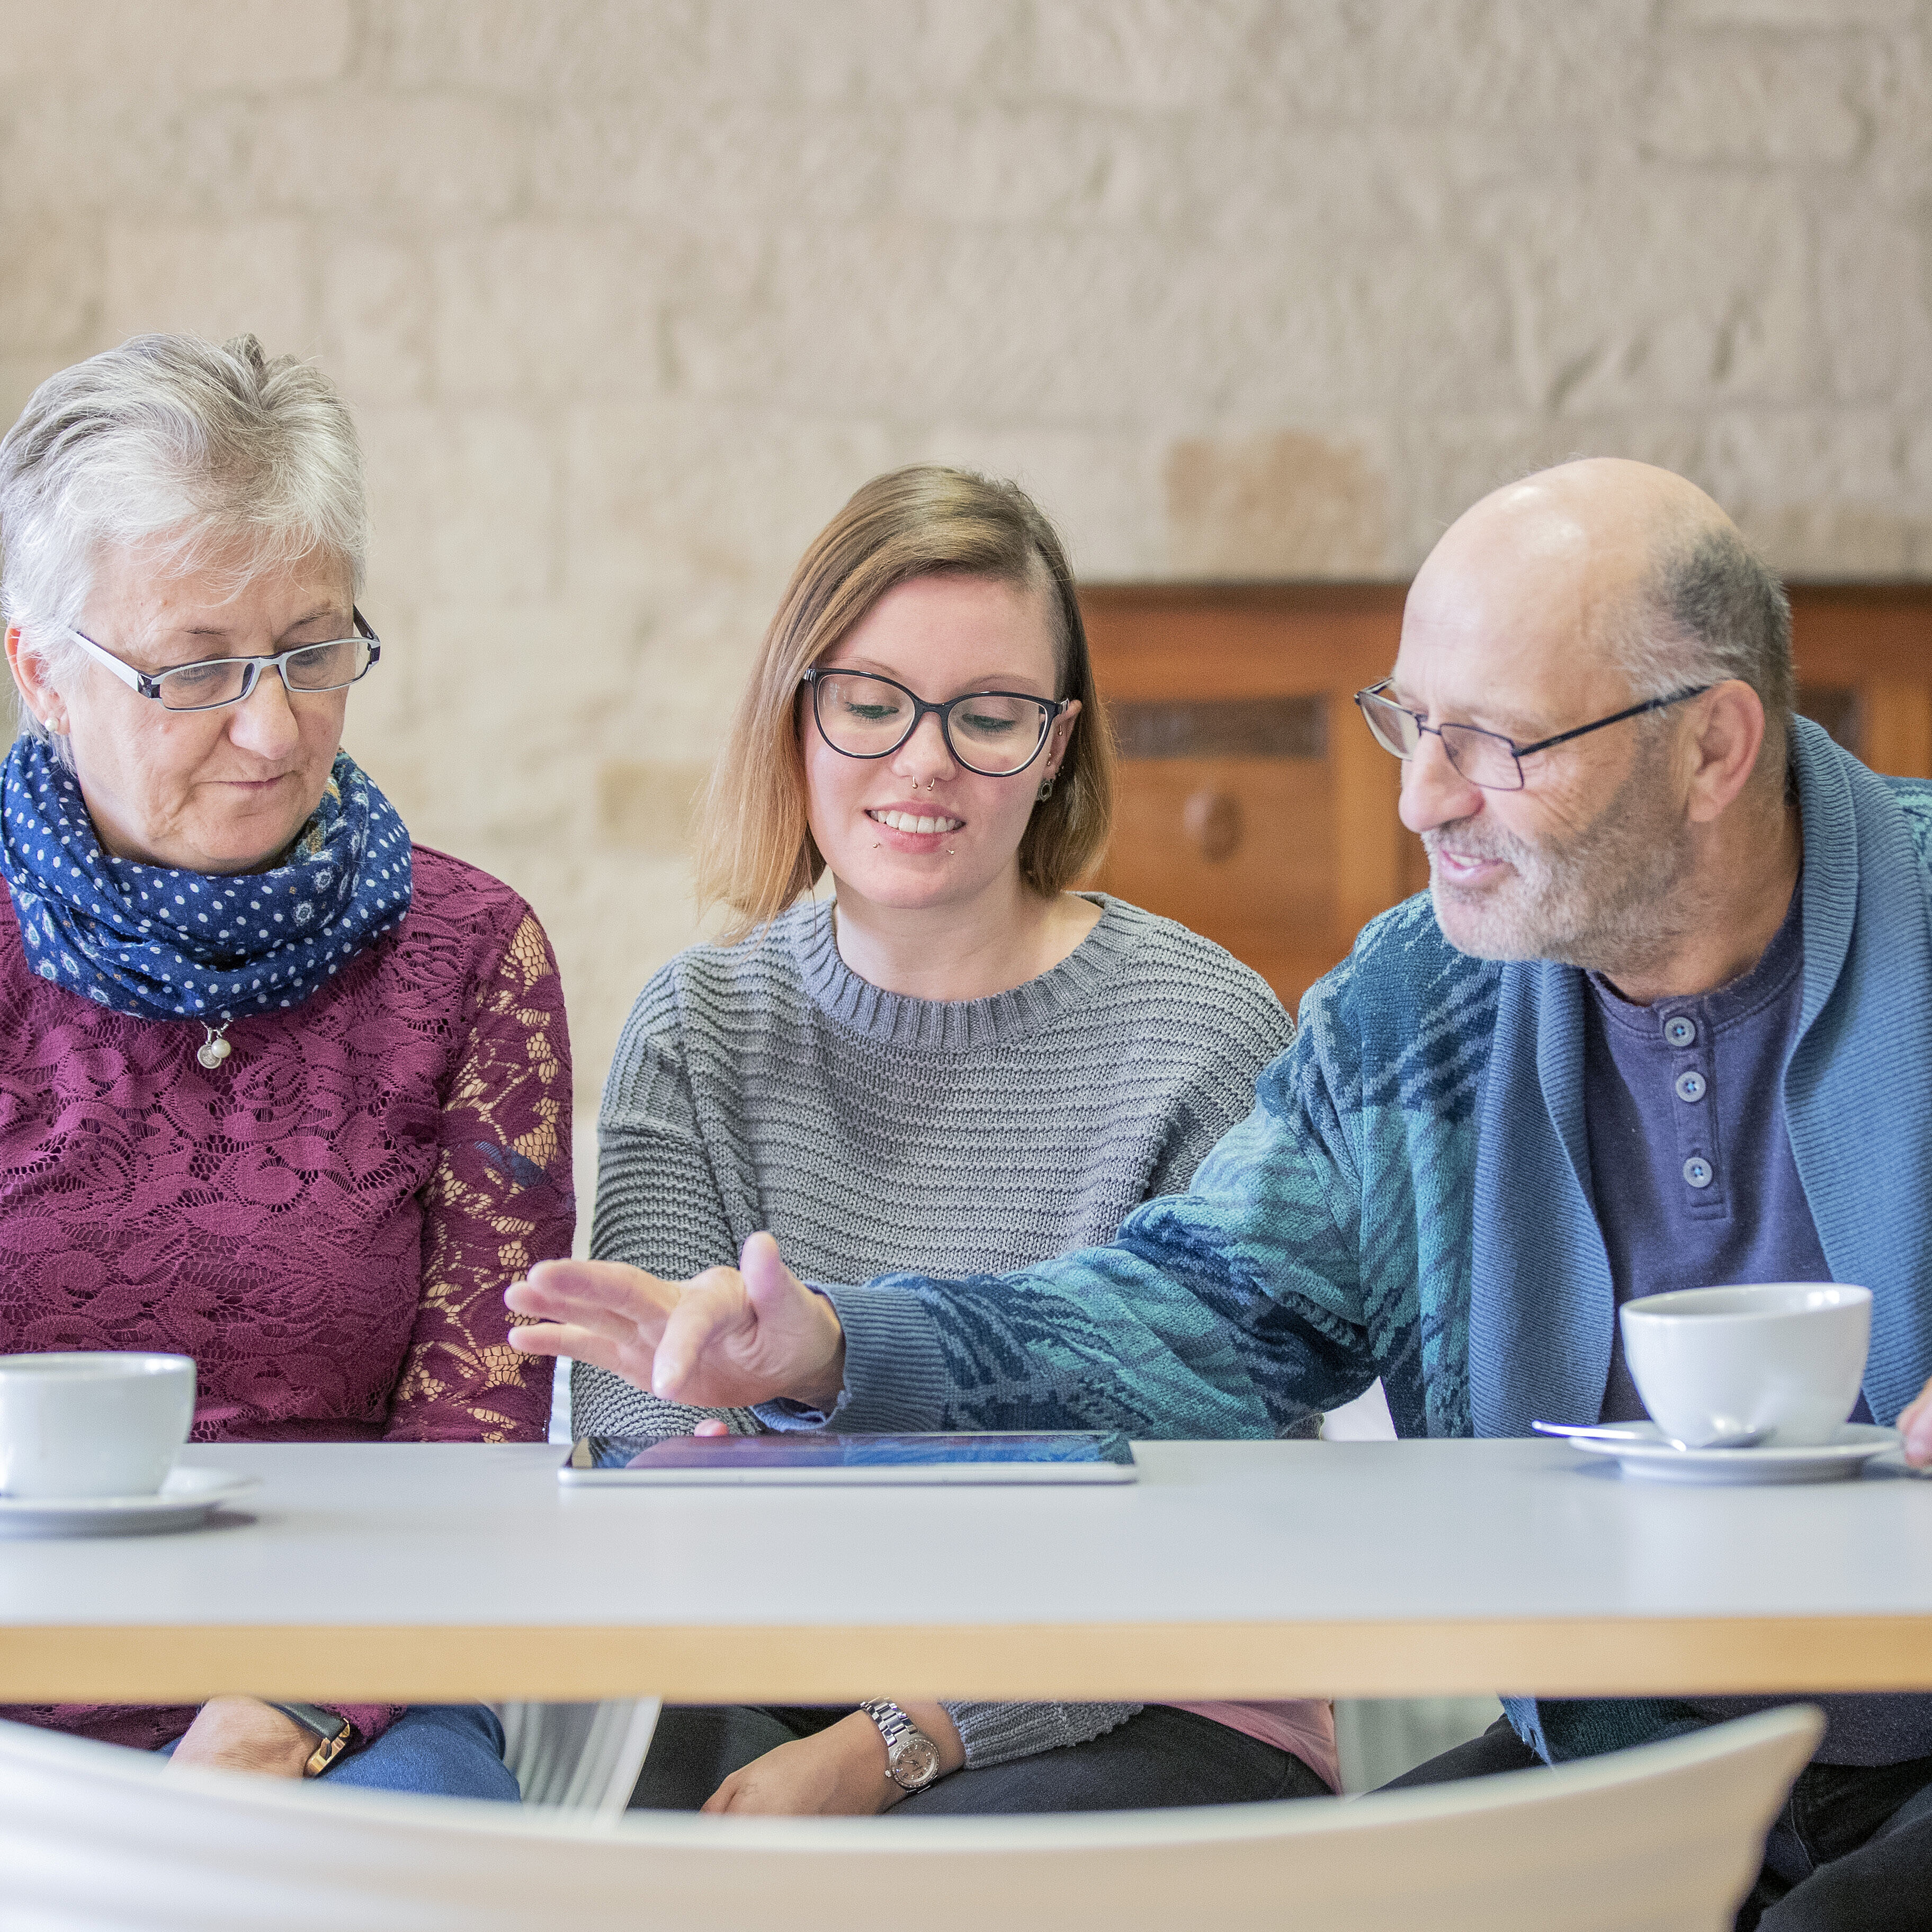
[1560, 1421, 1901, 1486]
[0, 1466, 258, 1537]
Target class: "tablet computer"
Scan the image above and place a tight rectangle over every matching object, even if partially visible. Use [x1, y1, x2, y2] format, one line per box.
[559, 1430, 1137, 1486]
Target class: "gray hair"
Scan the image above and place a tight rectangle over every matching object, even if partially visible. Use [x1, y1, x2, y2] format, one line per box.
[1621, 523, 1794, 737]
[0, 333, 366, 706]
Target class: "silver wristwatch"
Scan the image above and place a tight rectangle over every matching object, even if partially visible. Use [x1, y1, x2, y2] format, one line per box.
[859, 1699, 943, 1792]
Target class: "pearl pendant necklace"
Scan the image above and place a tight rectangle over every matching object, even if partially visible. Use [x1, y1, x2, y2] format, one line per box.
[196, 1023, 234, 1070]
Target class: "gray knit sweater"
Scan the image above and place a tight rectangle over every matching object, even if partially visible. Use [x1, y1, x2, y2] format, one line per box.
[573, 893, 1292, 1770]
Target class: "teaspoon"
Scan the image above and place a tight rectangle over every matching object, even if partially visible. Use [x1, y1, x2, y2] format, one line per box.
[1533, 1419, 1770, 1453]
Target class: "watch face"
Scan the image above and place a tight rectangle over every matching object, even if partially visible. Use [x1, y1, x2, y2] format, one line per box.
[891, 1733, 943, 1790]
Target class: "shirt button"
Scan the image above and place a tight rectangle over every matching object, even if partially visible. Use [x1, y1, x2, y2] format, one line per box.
[1675, 1070, 1707, 1103]
[1683, 1156, 1714, 1188]
[1665, 1016, 1697, 1048]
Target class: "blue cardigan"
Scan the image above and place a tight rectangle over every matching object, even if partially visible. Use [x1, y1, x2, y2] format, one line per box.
[811, 719, 1932, 1760]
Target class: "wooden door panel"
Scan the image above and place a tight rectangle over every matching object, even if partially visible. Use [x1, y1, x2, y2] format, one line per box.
[1098, 756, 1333, 940]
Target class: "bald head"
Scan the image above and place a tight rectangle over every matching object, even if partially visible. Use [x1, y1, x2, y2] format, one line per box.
[1437, 458, 1731, 576]
[1406, 458, 1792, 776]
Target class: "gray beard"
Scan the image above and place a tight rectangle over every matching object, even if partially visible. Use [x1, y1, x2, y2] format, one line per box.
[1425, 734, 1696, 975]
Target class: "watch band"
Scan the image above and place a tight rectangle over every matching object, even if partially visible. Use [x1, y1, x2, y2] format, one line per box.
[858, 1698, 943, 1793]
[265, 1702, 354, 1777]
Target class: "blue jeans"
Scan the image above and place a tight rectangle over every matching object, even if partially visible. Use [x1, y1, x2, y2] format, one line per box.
[160, 1703, 519, 1802]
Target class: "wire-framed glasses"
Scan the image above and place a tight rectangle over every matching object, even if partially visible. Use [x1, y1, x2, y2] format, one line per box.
[67, 609, 381, 713]
[801, 666, 1068, 777]
[1352, 678, 1712, 792]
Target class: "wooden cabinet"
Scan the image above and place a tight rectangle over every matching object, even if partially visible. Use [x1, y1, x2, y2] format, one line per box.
[1083, 584, 1932, 1010]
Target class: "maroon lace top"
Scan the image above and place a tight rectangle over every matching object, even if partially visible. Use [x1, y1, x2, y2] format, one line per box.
[0, 845, 574, 1753]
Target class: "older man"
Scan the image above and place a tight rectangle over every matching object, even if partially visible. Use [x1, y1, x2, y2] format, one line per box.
[513, 459, 1932, 1928]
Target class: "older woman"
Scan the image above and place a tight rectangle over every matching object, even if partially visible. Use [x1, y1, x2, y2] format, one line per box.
[0, 334, 572, 1797]
[517, 467, 1331, 1815]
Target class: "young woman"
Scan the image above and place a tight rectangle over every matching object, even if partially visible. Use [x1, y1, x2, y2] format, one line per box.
[545, 465, 1331, 1814]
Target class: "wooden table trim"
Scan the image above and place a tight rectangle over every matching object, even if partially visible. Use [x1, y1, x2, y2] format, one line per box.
[8, 1615, 1929, 1704]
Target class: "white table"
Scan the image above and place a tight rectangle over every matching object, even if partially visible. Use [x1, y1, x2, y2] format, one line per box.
[4, 1439, 1929, 1705]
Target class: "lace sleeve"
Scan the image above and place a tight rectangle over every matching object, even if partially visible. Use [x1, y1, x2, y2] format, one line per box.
[384, 911, 574, 1443]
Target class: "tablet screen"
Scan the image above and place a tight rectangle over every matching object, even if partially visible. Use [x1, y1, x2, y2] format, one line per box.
[567, 1430, 1134, 1472]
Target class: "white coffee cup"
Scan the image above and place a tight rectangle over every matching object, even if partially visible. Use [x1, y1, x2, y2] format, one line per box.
[0, 1352, 197, 1499]
[1620, 1283, 1871, 1448]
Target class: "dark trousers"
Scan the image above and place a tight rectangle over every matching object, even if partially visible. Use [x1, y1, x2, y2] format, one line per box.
[631, 1703, 1329, 1814]
[1384, 1716, 1932, 1931]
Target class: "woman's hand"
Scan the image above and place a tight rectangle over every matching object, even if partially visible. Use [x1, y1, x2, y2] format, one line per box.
[702, 1706, 965, 1815]
[1900, 1377, 1932, 1466]
[167, 1697, 316, 1778]
[505, 1232, 847, 1414]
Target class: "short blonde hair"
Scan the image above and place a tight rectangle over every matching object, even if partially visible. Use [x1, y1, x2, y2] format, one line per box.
[697, 466, 1115, 941]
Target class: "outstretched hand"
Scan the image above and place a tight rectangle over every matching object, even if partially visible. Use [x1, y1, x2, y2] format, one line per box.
[505, 1232, 847, 1415]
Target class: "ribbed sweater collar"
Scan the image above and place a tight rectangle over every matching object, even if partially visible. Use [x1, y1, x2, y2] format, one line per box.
[789, 893, 1144, 1052]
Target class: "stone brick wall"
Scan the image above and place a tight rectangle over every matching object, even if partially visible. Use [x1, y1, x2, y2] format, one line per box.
[1, 0, 1926, 1101]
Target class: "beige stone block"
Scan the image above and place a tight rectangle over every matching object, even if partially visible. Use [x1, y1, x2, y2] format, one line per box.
[321, 238, 433, 405]
[893, 104, 1189, 230]
[374, 0, 710, 99]
[0, 0, 350, 86]
[1475, 168, 1812, 413]
[0, 218, 101, 351]
[1704, 408, 1916, 508]
[559, 398, 901, 607]
[1243, 0, 1649, 130]
[1699, 410, 1932, 574]
[1814, 193, 1932, 407]
[693, 221, 1150, 420]
[1643, 32, 1871, 164]
[346, 603, 595, 857]
[540, 847, 703, 1103]
[1028, 0, 1263, 109]
[1667, 0, 1914, 24]
[532, 95, 896, 230]
[595, 759, 709, 855]
[360, 406, 560, 607]
[101, 219, 312, 357]
[382, 0, 1015, 108]
[432, 227, 659, 402]
[604, 612, 763, 741]
[697, 0, 1024, 103]
[1164, 428, 1390, 577]
[1736, 502, 1929, 577]
[255, 93, 526, 219]
[0, 91, 257, 218]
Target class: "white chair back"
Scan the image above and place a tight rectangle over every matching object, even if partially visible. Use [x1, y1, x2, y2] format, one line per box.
[494, 1699, 661, 1812]
[0, 1705, 1820, 1932]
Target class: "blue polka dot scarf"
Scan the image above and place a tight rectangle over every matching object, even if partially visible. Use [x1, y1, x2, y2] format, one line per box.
[0, 736, 413, 1024]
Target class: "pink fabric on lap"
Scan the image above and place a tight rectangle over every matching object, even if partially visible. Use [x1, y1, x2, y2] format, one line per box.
[1165, 1701, 1339, 1792]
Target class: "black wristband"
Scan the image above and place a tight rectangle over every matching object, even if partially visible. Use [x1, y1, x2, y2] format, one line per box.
[264, 1702, 354, 1776]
